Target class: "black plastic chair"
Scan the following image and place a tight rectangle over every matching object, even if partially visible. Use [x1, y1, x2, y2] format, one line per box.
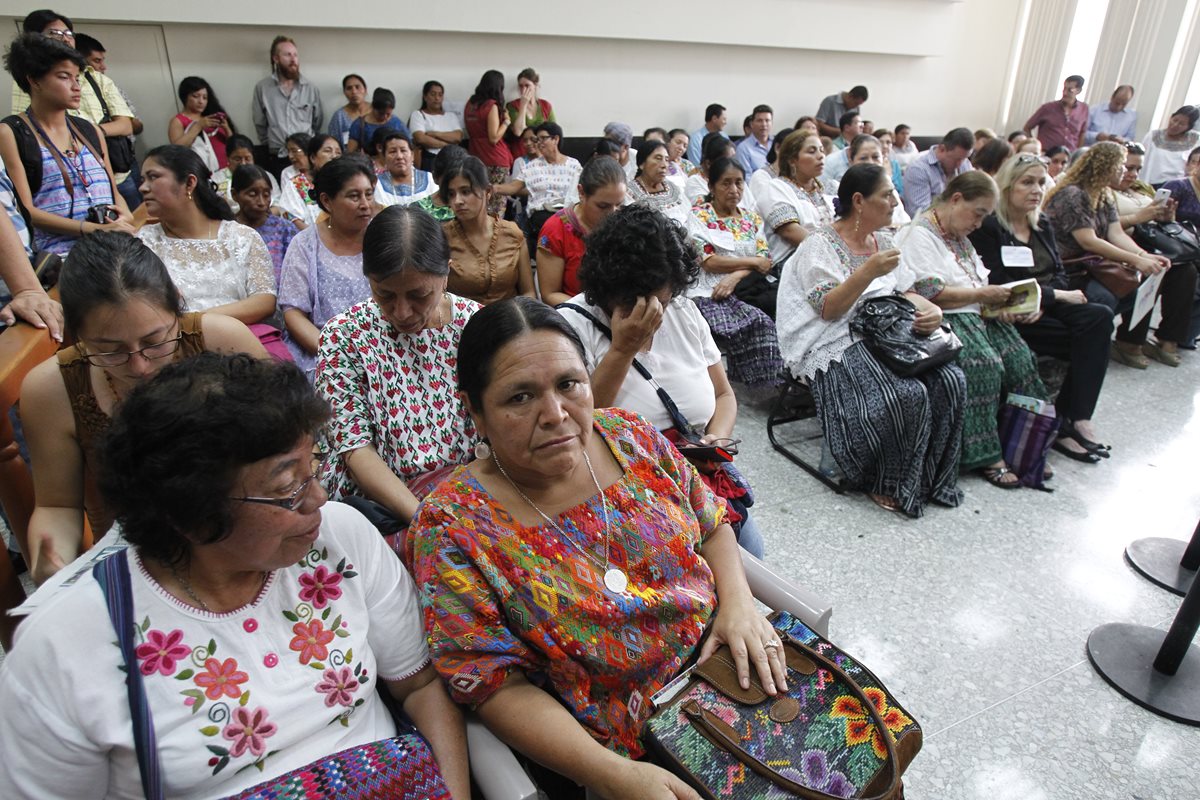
[765, 373, 846, 494]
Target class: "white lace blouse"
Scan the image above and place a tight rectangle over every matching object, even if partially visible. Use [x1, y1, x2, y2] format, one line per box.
[139, 221, 277, 312]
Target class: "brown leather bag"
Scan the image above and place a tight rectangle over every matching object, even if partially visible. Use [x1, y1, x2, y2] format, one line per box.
[1062, 255, 1141, 299]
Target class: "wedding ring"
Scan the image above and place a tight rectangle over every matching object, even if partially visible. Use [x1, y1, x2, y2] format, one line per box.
[763, 640, 781, 651]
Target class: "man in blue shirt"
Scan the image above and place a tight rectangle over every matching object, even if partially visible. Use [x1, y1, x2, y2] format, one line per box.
[902, 127, 974, 217]
[687, 103, 728, 164]
[735, 104, 774, 175]
[1086, 85, 1137, 145]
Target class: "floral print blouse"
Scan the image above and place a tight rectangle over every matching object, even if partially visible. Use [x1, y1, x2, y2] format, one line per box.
[411, 409, 725, 758]
[0, 503, 429, 799]
[315, 295, 480, 500]
[689, 200, 771, 297]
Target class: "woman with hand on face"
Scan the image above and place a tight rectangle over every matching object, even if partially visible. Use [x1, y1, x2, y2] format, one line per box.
[1043, 142, 1182, 369]
[412, 296, 785, 799]
[374, 131, 437, 207]
[315, 206, 481, 546]
[0, 34, 133, 256]
[505, 67, 556, 159]
[688, 157, 784, 382]
[777, 164, 966, 516]
[278, 155, 376, 374]
[232, 163, 295, 286]
[279, 133, 342, 228]
[138, 146, 279, 333]
[328, 73, 369, 148]
[5, 352, 470, 799]
[167, 76, 235, 170]
[898, 171, 1049, 488]
[626, 139, 690, 224]
[443, 155, 534, 305]
[971, 153, 1115, 464]
[537, 156, 626, 306]
[20, 231, 265, 584]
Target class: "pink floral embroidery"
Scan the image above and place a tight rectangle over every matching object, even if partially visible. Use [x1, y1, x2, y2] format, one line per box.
[222, 706, 277, 757]
[194, 657, 249, 700]
[289, 619, 334, 665]
[298, 565, 343, 609]
[134, 629, 190, 676]
[315, 666, 360, 707]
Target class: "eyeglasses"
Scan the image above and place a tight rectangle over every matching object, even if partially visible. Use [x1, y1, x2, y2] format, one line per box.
[44, 28, 73, 39]
[81, 331, 183, 367]
[535, 135, 554, 143]
[1014, 153, 1049, 166]
[232, 454, 327, 512]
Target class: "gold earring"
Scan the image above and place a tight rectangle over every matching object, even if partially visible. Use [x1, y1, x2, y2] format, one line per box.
[854, 211, 861, 234]
[187, 190, 193, 201]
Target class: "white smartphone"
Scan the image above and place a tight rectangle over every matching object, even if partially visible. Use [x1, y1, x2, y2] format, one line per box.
[1154, 187, 1173, 204]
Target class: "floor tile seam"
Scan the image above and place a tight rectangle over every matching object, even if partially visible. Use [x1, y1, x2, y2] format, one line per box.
[924, 657, 1089, 738]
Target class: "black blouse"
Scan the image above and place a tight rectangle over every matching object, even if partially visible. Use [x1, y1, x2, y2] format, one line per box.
[969, 214, 1068, 309]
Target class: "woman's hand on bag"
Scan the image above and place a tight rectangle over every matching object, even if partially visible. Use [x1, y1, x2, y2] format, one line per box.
[611, 296, 664, 356]
[1055, 289, 1087, 305]
[711, 271, 747, 301]
[699, 595, 788, 696]
[1134, 254, 1168, 275]
[597, 761, 701, 800]
[976, 285, 1011, 306]
[912, 305, 943, 334]
[864, 248, 901, 278]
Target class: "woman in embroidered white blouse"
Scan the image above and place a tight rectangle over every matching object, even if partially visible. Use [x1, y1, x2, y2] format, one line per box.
[0, 354, 470, 799]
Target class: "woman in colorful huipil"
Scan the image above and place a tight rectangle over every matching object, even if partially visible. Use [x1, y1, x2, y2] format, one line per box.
[411, 296, 786, 799]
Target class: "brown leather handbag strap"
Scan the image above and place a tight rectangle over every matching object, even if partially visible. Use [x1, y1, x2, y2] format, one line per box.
[685, 637, 901, 800]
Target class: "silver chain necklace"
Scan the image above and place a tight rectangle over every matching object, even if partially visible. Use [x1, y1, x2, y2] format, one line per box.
[170, 563, 267, 612]
[491, 449, 628, 594]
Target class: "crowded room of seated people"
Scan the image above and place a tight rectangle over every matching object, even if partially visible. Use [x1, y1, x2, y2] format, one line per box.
[1, 4, 1198, 799]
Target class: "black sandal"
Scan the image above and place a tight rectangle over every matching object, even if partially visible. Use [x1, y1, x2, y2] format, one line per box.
[978, 466, 1021, 489]
[1052, 440, 1102, 464]
[1062, 423, 1111, 457]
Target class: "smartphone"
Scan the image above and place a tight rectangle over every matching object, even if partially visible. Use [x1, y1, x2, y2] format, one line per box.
[675, 442, 735, 463]
[1154, 187, 1172, 204]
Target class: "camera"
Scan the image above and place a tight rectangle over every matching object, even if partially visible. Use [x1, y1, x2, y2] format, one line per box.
[86, 204, 119, 224]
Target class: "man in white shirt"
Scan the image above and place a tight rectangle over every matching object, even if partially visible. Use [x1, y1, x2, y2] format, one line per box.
[604, 121, 638, 181]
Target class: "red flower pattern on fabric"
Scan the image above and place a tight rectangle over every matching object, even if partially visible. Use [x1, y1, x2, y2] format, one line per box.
[289, 619, 335, 665]
[221, 706, 278, 758]
[315, 666, 360, 707]
[193, 657, 250, 700]
[134, 629, 191, 677]
[298, 565, 343, 609]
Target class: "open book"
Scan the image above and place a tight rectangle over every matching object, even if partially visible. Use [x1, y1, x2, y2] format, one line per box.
[980, 279, 1041, 319]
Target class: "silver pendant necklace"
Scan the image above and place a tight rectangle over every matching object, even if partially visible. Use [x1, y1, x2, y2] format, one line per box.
[491, 449, 628, 594]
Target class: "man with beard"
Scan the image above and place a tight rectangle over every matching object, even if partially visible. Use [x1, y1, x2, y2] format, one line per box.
[252, 36, 324, 178]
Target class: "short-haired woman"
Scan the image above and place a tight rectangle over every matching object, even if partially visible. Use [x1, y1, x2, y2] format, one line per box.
[279, 155, 376, 373]
[971, 153, 1115, 463]
[505, 67, 556, 159]
[972, 138, 1014, 177]
[1042, 141, 1180, 369]
[374, 131, 437, 207]
[688, 157, 784, 382]
[899, 171, 1050, 486]
[409, 80, 463, 170]
[168, 75, 235, 170]
[412, 296, 784, 798]
[315, 206, 481, 543]
[777, 164, 966, 515]
[347, 87, 411, 156]
[0, 33, 133, 255]
[4, 353, 469, 798]
[537, 155, 626, 306]
[465, 70, 514, 216]
[1140, 105, 1200, 186]
[20, 232, 265, 584]
[442, 155, 534, 304]
[328, 73, 368, 147]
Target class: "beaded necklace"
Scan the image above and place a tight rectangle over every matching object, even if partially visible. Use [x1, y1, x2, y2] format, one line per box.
[928, 210, 983, 287]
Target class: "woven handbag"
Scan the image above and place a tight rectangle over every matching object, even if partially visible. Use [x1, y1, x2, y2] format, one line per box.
[643, 610, 922, 800]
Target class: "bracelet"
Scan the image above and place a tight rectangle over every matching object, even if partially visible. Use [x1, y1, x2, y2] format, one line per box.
[79, 220, 85, 235]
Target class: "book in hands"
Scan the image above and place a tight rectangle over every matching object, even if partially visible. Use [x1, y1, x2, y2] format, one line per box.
[981, 279, 1041, 319]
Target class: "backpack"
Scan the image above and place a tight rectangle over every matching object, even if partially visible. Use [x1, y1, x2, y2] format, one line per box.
[2, 113, 103, 227]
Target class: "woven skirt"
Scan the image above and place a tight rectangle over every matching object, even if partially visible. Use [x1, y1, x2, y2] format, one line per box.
[692, 296, 784, 387]
[945, 313, 1048, 471]
[811, 342, 966, 517]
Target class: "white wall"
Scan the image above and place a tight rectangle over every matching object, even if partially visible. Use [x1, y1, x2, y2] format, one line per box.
[1, 0, 1024, 150]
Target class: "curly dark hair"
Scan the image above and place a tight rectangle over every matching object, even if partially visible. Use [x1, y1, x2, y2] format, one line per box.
[98, 353, 329, 566]
[578, 204, 700, 312]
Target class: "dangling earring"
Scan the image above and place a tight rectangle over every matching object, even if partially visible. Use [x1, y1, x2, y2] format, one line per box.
[474, 439, 492, 460]
[187, 190, 193, 201]
[853, 211, 861, 234]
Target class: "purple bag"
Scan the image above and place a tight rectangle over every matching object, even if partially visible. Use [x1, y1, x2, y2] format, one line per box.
[998, 401, 1060, 490]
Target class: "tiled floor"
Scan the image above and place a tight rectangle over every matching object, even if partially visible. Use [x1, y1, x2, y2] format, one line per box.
[3, 349, 1198, 798]
[734, 352, 1200, 800]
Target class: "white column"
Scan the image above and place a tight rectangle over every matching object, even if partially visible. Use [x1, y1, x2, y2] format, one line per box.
[1085, 0, 1141, 107]
[1005, 0, 1080, 133]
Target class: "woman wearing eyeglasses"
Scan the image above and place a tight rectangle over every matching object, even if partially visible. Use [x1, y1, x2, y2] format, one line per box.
[19, 231, 266, 585]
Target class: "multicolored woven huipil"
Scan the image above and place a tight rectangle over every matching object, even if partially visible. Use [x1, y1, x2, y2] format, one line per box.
[411, 409, 725, 757]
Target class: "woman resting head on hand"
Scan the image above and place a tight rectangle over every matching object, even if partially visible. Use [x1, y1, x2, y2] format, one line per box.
[1, 353, 470, 798]
[410, 296, 786, 800]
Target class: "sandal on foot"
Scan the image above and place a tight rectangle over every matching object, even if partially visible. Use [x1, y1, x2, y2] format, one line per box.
[868, 493, 902, 512]
[1052, 440, 1102, 464]
[978, 466, 1021, 489]
[1143, 340, 1181, 367]
[1110, 346, 1149, 369]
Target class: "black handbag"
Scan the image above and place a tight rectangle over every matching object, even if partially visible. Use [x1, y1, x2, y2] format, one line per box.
[82, 71, 136, 174]
[1132, 220, 1200, 264]
[849, 294, 963, 377]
